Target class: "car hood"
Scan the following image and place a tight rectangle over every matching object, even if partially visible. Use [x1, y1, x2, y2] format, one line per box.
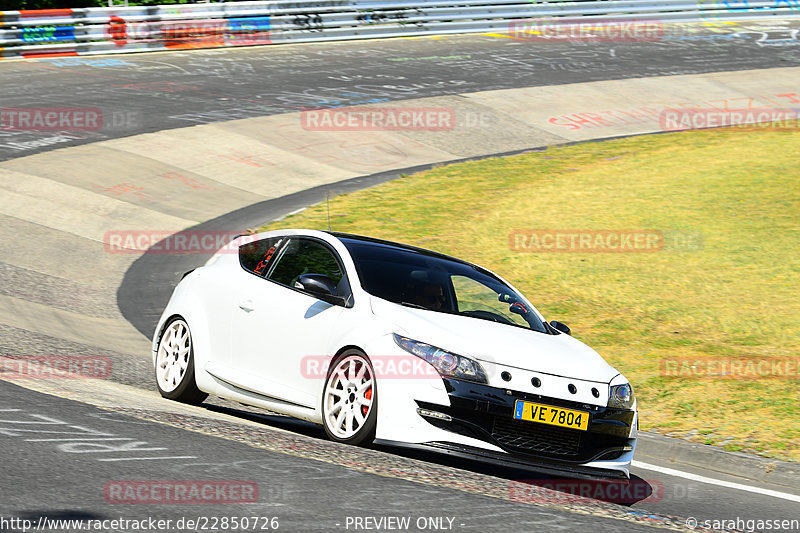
[371, 297, 619, 383]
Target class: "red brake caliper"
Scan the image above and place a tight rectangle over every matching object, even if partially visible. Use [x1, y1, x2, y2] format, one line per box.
[362, 387, 372, 417]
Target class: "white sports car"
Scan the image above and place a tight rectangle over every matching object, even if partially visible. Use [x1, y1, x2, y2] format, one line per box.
[153, 229, 637, 479]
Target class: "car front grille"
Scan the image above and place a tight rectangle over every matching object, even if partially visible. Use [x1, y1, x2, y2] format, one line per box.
[491, 416, 582, 457]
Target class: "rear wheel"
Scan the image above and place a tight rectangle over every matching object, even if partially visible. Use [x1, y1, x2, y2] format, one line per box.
[322, 350, 377, 445]
[155, 317, 207, 404]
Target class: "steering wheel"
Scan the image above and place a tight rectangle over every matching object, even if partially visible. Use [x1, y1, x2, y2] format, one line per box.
[461, 310, 514, 325]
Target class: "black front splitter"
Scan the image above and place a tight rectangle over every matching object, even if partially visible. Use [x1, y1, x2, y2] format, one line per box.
[374, 439, 630, 481]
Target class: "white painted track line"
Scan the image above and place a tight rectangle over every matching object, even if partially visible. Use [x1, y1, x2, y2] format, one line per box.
[632, 461, 800, 503]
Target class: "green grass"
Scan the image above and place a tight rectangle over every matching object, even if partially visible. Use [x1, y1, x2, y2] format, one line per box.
[261, 126, 800, 461]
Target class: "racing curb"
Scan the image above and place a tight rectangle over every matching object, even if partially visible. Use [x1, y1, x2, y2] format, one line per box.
[637, 432, 800, 491]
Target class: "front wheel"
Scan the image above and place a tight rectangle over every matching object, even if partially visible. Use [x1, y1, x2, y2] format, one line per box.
[155, 317, 208, 404]
[322, 350, 377, 445]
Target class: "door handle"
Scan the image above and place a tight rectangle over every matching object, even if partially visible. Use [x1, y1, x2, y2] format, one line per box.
[238, 299, 255, 312]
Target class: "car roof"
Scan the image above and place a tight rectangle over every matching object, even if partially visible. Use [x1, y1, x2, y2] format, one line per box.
[326, 231, 477, 268]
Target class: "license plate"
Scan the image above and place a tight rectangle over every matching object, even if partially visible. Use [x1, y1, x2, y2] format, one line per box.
[513, 400, 589, 431]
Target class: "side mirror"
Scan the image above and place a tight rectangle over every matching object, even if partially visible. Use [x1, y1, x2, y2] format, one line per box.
[509, 302, 530, 317]
[296, 274, 346, 306]
[550, 320, 571, 335]
[498, 292, 518, 304]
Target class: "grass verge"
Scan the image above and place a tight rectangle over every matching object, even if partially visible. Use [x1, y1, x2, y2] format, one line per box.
[261, 126, 800, 461]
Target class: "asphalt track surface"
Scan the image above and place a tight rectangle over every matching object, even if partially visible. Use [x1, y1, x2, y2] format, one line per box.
[0, 381, 684, 533]
[2, 24, 800, 533]
[2, 23, 800, 161]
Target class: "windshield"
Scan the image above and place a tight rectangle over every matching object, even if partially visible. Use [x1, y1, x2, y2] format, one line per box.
[341, 238, 547, 333]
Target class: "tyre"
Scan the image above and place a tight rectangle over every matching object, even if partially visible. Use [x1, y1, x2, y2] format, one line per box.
[155, 317, 208, 404]
[322, 350, 377, 445]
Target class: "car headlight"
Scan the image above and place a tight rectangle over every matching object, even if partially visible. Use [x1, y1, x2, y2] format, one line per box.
[608, 383, 635, 409]
[393, 334, 488, 384]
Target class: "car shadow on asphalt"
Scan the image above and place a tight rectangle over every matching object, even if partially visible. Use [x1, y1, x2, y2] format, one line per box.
[203, 401, 327, 439]
[372, 445, 654, 507]
[201, 400, 654, 507]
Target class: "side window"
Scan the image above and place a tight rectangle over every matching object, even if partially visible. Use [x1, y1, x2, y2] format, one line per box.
[268, 238, 344, 288]
[239, 237, 283, 277]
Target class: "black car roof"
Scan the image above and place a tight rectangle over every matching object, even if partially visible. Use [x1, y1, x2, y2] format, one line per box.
[326, 231, 476, 268]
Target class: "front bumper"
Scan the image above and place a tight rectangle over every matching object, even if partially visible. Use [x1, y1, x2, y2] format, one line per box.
[413, 378, 636, 474]
[375, 439, 631, 480]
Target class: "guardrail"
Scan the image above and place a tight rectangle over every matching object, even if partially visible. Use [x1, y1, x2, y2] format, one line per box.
[1, 0, 799, 59]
